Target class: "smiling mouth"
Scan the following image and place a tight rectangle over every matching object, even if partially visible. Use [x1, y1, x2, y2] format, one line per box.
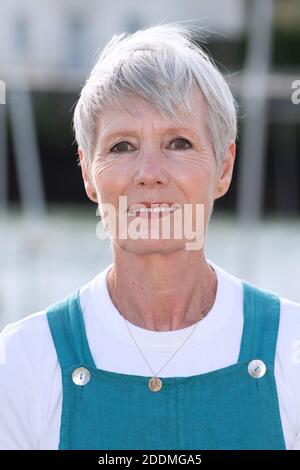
[127, 205, 182, 219]
[128, 206, 177, 215]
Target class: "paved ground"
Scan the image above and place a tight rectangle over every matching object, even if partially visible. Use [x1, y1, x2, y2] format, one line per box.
[1, 207, 299, 330]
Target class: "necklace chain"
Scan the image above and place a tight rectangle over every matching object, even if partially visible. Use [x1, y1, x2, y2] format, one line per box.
[122, 310, 208, 378]
[108, 268, 216, 382]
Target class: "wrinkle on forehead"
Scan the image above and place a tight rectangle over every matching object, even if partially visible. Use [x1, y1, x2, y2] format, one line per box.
[101, 97, 186, 128]
[96, 91, 210, 142]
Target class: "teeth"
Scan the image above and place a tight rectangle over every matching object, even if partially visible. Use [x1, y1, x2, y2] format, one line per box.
[129, 206, 177, 215]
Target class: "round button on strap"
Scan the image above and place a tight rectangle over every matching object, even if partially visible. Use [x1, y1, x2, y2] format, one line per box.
[248, 359, 267, 379]
[72, 367, 91, 386]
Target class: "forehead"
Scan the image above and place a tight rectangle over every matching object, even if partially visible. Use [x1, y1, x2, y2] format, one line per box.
[97, 91, 209, 140]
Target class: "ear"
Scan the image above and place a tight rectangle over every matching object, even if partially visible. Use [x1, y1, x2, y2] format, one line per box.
[78, 148, 98, 203]
[214, 141, 236, 200]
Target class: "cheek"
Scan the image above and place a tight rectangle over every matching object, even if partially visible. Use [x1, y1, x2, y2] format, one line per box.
[174, 150, 217, 181]
[91, 156, 119, 183]
[196, 161, 218, 199]
[92, 158, 127, 196]
[93, 164, 130, 206]
[179, 163, 217, 202]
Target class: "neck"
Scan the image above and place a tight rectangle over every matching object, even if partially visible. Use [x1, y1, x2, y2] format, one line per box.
[106, 247, 217, 332]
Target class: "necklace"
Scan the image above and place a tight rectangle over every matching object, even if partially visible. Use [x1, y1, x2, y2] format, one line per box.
[108, 268, 216, 392]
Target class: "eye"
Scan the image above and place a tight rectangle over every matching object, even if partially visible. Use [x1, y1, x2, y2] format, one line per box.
[110, 141, 135, 153]
[169, 138, 192, 150]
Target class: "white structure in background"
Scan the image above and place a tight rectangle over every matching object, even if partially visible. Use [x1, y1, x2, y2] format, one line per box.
[0, 0, 246, 91]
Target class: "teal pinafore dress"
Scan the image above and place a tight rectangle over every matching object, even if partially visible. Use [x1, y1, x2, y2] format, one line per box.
[46, 281, 286, 450]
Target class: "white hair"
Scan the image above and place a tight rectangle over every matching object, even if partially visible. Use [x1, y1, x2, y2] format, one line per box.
[73, 22, 238, 168]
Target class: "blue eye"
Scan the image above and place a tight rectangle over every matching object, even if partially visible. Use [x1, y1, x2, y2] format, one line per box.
[110, 141, 134, 153]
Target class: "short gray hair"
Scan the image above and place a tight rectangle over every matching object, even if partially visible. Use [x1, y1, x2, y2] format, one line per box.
[73, 22, 238, 168]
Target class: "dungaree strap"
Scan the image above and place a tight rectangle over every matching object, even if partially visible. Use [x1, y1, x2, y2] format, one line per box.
[46, 290, 96, 369]
[238, 281, 281, 368]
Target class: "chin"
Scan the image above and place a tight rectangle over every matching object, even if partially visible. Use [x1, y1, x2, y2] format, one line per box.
[114, 238, 187, 255]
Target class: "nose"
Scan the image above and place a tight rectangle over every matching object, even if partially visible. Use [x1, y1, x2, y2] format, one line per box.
[133, 147, 168, 187]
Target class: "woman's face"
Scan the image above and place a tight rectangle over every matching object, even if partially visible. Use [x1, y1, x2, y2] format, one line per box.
[80, 92, 235, 254]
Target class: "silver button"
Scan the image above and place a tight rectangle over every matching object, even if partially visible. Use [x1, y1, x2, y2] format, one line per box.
[248, 359, 266, 379]
[72, 367, 91, 386]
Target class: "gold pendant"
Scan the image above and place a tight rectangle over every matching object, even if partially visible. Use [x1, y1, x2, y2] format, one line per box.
[148, 376, 163, 392]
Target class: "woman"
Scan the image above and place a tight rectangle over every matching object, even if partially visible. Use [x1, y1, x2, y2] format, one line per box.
[0, 22, 299, 450]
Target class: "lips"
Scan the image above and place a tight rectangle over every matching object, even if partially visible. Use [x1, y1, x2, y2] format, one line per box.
[128, 201, 181, 216]
[129, 201, 173, 209]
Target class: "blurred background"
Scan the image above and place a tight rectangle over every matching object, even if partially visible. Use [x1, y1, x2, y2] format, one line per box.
[0, 0, 299, 328]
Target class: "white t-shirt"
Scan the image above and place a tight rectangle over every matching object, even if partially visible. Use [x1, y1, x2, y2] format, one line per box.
[0, 262, 299, 450]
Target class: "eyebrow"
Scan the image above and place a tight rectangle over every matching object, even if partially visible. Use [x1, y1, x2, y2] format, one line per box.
[101, 127, 197, 142]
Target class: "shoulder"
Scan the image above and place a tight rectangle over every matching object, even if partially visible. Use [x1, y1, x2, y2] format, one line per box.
[212, 261, 300, 329]
[211, 261, 300, 356]
[276, 295, 300, 374]
[0, 310, 56, 370]
[274, 295, 300, 393]
[0, 304, 69, 446]
[279, 295, 300, 332]
[273, 296, 300, 449]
